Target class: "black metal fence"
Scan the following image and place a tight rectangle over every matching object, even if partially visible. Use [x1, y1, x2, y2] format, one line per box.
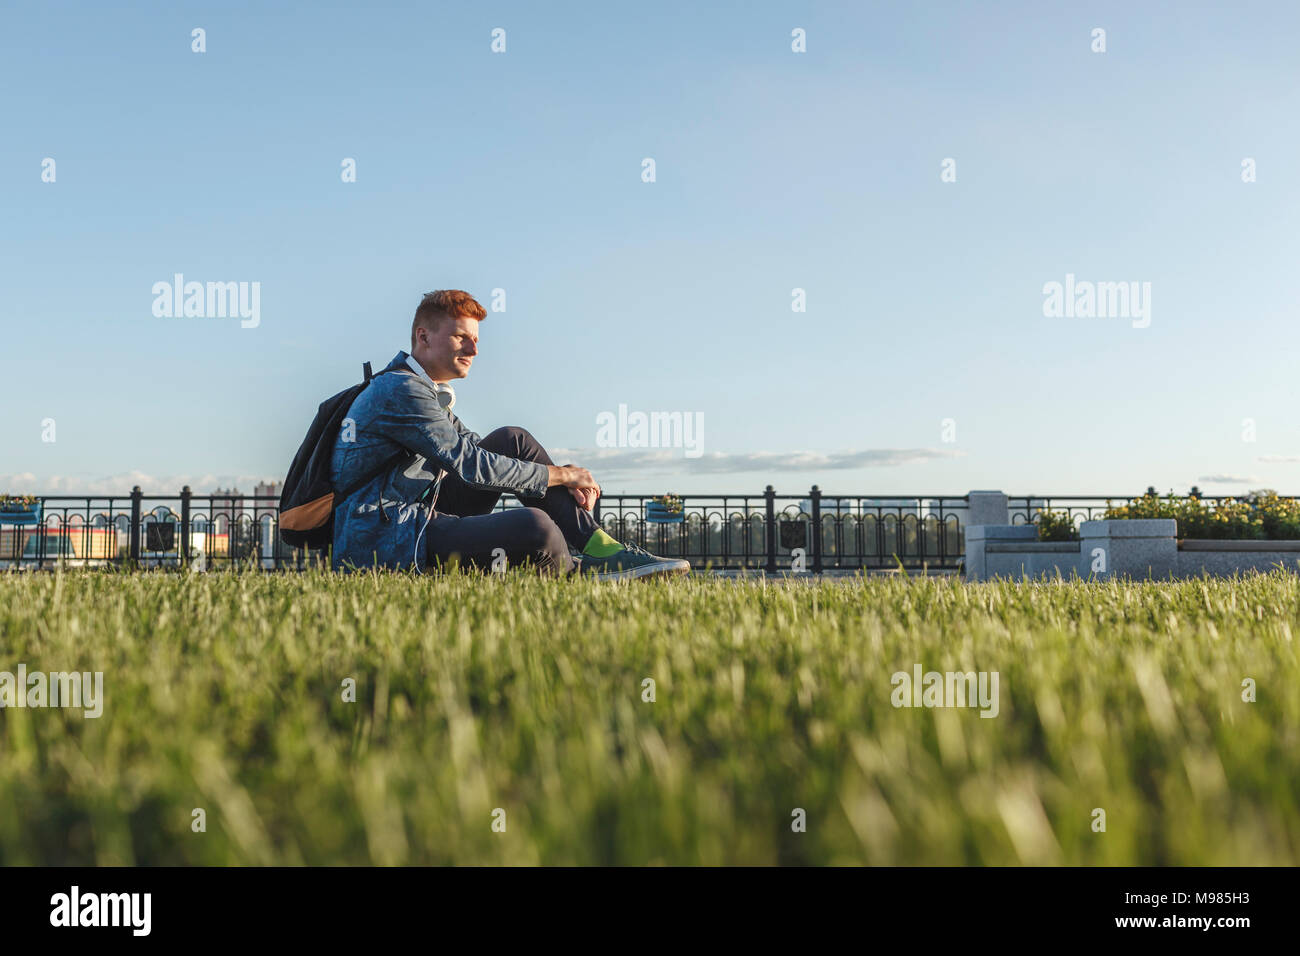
[592, 489, 966, 572]
[0, 485, 969, 573]
[10, 486, 1280, 573]
[0, 488, 291, 572]
[1008, 496, 1122, 526]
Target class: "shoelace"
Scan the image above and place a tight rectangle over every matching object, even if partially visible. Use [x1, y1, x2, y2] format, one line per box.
[581, 541, 650, 562]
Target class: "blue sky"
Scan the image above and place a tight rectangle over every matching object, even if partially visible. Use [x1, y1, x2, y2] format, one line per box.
[2, 0, 1298, 497]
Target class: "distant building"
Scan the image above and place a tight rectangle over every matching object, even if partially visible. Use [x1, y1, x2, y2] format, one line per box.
[210, 482, 279, 520]
[208, 483, 281, 564]
[211, 486, 244, 523]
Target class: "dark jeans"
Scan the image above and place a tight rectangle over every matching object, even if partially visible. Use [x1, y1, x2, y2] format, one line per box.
[425, 426, 600, 575]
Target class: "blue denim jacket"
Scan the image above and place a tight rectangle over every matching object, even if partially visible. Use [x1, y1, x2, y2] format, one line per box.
[329, 351, 549, 571]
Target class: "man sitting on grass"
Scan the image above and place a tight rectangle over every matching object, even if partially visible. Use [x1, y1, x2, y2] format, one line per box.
[330, 289, 689, 579]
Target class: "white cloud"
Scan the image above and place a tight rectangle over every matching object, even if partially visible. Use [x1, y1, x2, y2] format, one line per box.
[1196, 474, 1262, 484]
[1, 447, 960, 493]
[0, 472, 281, 496]
[550, 447, 963, 478]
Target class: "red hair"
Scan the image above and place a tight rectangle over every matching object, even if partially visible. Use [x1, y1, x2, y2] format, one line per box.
[412, 290, 485, 348]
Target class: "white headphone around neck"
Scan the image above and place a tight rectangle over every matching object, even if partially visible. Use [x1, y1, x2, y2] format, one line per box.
[404, 353, 456, 410]
[432, 382, 456, 411]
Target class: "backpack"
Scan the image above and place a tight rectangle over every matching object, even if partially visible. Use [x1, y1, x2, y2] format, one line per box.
[278, 361, 406, 550]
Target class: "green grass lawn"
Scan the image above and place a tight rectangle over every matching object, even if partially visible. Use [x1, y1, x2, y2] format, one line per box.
[1, 569, 1297, 865]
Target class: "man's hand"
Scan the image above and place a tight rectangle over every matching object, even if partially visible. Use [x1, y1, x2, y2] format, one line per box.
[547, 464, 601, 511]
[570, 486, 598, 511]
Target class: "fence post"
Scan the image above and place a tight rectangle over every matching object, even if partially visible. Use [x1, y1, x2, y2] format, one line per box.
[810, 484, 823, 574]
[180, 486, 192, 568]
[764, 485, 777, 574]
[129, 485, 143, 566]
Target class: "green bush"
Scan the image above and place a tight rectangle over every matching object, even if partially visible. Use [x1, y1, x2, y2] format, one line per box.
[1103, 490, 1300, 540]
[1033, 509, 1080, 542]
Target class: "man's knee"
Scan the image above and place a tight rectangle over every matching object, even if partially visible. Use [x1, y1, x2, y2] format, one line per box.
[515, 506, 561, 548]
[513, 508, 569, 571]
[481, 425, 542, 459]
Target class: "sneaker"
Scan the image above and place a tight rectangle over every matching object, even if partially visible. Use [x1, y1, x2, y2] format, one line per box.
[578, 542, 691, 580]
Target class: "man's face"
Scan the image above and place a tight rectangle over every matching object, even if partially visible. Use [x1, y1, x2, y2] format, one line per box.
[412, 315, 479, 382]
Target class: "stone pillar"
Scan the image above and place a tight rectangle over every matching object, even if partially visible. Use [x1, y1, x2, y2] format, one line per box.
[1079, 519, 1177, 579]
[967, 491, 1009, 527]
